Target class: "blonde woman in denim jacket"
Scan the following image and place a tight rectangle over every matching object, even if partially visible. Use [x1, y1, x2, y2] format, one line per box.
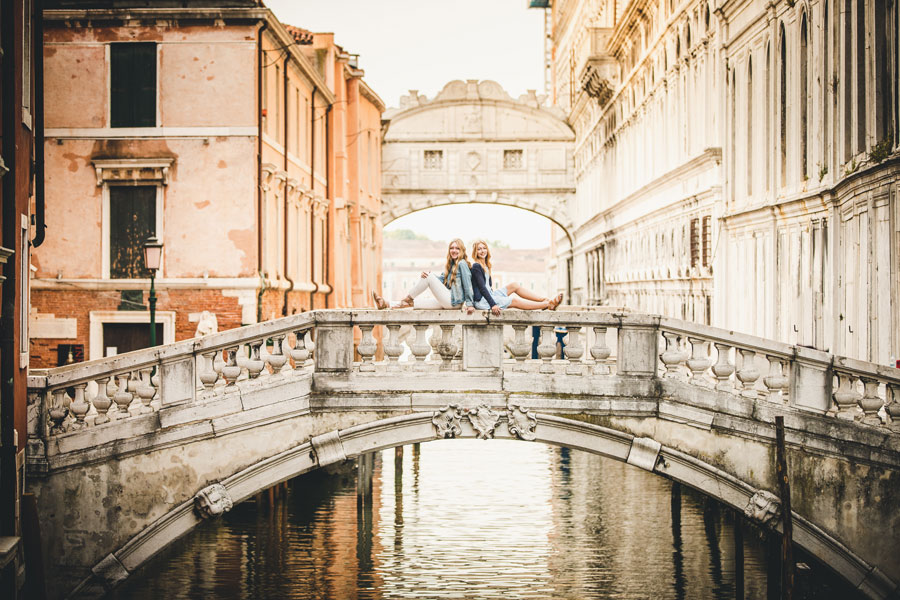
[373, 239, 476, 314]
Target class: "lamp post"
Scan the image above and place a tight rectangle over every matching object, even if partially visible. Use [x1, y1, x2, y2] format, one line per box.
[143, 236, 163, 348]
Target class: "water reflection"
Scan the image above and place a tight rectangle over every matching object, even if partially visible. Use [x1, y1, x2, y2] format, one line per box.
[115, 440, 858, 600]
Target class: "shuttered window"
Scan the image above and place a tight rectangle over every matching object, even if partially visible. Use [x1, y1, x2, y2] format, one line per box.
[110, 43, 157, 128]
[110, 186, 156, 278]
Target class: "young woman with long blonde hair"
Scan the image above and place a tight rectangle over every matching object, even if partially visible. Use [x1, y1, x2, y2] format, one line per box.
[373, 238, 475, 313]
[470, 240, 562, 316]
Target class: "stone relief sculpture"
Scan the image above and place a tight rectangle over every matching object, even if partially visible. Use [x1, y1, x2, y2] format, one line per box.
[194, 483, 234, 518]
[194, 310, 218, 337]
[743, 489, 781, 527]
[433, 404, 463, 438]
[507, 404, 538, 441]
[465, 405, 501, 439]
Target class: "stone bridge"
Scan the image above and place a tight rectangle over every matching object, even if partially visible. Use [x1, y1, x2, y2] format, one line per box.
[26, 309, 900, 599]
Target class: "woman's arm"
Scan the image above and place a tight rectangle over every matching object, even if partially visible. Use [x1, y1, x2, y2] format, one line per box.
[458, 262, 475, 307]
[471, 264, 495, 308]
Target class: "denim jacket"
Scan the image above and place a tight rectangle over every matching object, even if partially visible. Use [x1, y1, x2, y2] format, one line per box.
[437, 260, 475, 307]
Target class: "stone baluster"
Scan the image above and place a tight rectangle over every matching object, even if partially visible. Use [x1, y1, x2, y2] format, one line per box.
[762, 356, 789, 402]
[537, 326, 556, 374]
[711, 343, 735, 392]
[659, 332, 685, 379]
[92, 376, 113, 425]
[437, 324, 458, 366]
[831, 372, 861, 420]
[266, 335, 288, 374]
[735, 349, 761, 397]
[69, 383, 90, 430]
[509, 325, 531, 369]
[564, 326, 585, 375]
[290, 330, 311, 366]
[199, 351, 220, 389]
[48, 389, 69, 433]
[591, 326, 612, 375]
[112, 372, 134, 417]
[357, 325, 378, 372]
[382, 325, 403, 364]
[245, 340, 265, 379]
[858, 378, 884, 427]
[885, 384, 900, 432]
[410, 324, 431, 362]
[132, 369, 153, 413]
[686, 338, 711, 385]
[221, 348, 242, 386]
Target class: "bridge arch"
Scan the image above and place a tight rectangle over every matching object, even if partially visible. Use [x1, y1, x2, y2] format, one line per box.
[381, 80, 576, 244]
[71, 412, 885, 599]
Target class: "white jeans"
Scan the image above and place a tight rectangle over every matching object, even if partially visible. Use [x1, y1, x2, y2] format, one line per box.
[397, 272, 453, 309]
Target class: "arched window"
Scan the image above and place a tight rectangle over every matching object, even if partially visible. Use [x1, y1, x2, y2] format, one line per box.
[748, 57, 754, 196]
[800, 12, 809, 180]
[780, 23, 787, 188]
[842, 0, 852, 160]
[855, 0, 867, 153]
[874, 0, 896, 144]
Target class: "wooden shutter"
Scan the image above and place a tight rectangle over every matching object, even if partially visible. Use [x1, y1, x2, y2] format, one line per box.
[110, 186, 156, 279]
[110, 43, 156, 128]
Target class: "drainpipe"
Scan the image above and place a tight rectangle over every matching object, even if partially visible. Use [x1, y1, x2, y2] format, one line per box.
[32, 0, 45, 247]
[309, 87, 318, 309]
[324, 102, 333, 307]
[281, 57, 293, 316]
[256, 20, 267, 322]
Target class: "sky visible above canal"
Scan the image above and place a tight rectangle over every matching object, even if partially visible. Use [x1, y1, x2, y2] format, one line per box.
[264, 0, 553, 249]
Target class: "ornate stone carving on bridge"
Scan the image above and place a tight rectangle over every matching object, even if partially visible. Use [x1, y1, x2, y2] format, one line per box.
[507, 404, 538, 441]
[194, 483, 233, 518]
[433, 404, 463, 438]
[465, 405, 501, 439]
[743, 490, 781, 527]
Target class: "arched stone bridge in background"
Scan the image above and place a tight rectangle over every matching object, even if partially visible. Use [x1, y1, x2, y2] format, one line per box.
[26, 309, 900, 599]
[381, 80, 576, 241]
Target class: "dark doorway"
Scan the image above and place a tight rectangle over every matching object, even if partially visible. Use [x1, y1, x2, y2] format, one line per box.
[102, 322, 163, 357]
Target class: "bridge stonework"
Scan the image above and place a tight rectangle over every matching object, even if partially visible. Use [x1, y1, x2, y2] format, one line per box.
[26, 310, 900, 599]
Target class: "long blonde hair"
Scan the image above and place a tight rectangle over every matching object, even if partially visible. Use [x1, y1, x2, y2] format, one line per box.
[471, 239, 492, 279]
[443, 238, 470, 289]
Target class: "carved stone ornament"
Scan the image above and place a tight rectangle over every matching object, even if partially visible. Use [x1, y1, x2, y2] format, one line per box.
[433, 404, 463, 438]
[194, 483, 234, 519]
[507, 404, 538, 441]
[465, 405, 501, 440]
[743, 490, 781, 527]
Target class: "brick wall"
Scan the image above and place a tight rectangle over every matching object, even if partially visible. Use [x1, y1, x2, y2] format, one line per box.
[30, 288, 244, 368]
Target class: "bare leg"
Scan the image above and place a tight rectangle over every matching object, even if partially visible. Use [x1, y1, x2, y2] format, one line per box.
[504, 282, 546, 302]
[508, 297, 550, 310]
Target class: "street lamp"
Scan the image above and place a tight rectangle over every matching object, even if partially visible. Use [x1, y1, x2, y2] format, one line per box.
[143, 236, 163, 347]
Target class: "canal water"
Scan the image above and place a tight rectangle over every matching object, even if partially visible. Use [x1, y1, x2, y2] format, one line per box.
[114, 440, 859, 599]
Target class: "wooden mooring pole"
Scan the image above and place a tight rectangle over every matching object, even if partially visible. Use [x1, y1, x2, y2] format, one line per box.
[775, 415, 794, 600]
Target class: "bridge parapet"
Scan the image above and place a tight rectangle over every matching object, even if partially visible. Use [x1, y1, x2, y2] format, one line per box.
[27, 309, 900, 467]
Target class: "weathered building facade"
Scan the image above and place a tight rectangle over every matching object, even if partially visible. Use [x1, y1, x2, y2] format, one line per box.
[31, 0, 384, 367]
[1, 0, 40, 596]
[543, 0, 899, 364]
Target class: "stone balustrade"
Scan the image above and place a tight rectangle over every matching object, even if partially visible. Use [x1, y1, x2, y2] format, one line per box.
[27, 309, 900, 452]
[27, 313, 316, 441]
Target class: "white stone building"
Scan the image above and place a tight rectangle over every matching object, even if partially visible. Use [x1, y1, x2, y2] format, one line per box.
[542, 0, 899, 364]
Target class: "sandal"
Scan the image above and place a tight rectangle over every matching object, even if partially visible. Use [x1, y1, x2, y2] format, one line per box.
[372, 291, 388, 310]
[548, 293, 563, 311]
[396, 295, 414, 309]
